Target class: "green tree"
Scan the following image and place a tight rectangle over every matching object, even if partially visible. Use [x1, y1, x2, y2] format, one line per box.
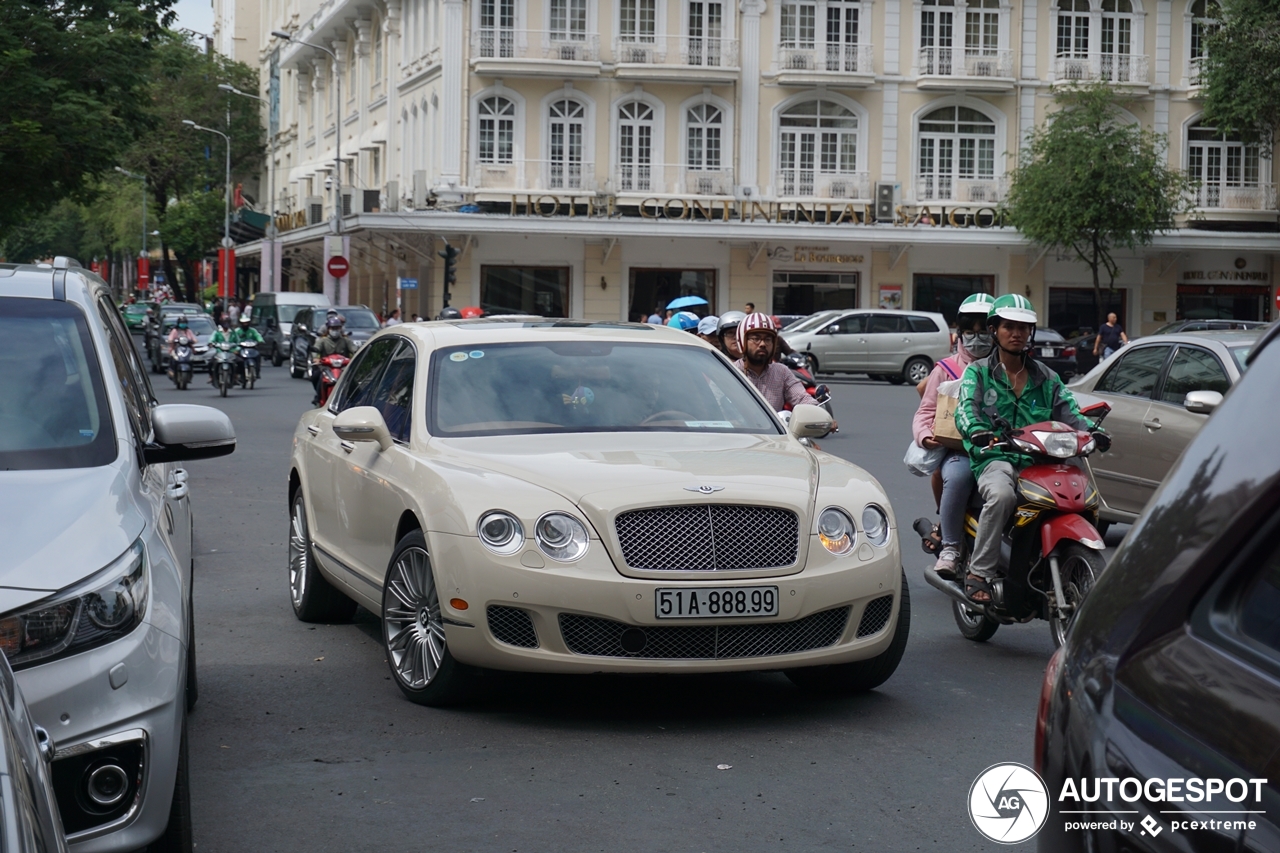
[0, 0, 174, 234]
[1005, 84, 1192, 328]
[161, 191, 225, 295]
[1200, 0, 1280, 145]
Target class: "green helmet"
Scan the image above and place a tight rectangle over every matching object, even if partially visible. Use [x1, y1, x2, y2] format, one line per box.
[958, 292, 996, 315]
[987, 293, 1038, 326]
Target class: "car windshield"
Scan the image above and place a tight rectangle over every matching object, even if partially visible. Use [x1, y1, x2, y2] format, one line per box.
[164, 316, 215, 335]
[429, 341, 782, 437]
[276, 305, 303, 323]
[316, 309, 379, 331]
[0, 298, 115, 470]
[1229, 345, 1252, 372]
[784, 311, 842, 333]
[124, 304, 149, 315]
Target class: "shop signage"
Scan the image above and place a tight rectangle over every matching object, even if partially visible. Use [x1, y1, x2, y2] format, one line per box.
[1180, 270, 1269, 282]
[503, 195, 1010, 228]
[772, 246, 865, 264]
[879, 285, 903, 309]
[399, 277, 418, 290]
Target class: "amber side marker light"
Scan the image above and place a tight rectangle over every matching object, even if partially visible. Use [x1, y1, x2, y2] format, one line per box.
[449, 598, 470, 611]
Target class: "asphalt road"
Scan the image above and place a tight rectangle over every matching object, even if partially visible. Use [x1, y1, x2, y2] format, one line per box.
[142, 347, 1125, 853]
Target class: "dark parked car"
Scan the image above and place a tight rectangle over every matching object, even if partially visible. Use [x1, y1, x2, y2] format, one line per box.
[1068, 332, 1100, 376]
[287, 305, 381, 378]
[1153, 318, 1270, 334]
[1037, 322, 1280, 853]
[1032, 327, 1076, 379]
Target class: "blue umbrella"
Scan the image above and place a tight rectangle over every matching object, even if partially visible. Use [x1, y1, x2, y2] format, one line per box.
[667, 295, 709, 310]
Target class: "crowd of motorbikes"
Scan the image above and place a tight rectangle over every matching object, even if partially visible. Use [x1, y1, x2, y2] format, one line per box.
[165, 333, 261, 396]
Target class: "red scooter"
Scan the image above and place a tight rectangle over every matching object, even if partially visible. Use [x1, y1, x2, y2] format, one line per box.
[314, 353, 350, 407]
[917, 402, 1112, 647]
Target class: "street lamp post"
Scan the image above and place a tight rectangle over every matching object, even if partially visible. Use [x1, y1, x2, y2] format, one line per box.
[183, 119, 233, 300]
[219, 83, 276, 293]
[114, 167, 148, 296]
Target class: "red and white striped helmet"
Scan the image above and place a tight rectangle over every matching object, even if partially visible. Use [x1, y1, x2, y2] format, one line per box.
[736, 311, 779, 354]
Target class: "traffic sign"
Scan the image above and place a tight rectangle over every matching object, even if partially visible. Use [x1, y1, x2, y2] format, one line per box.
[399, 277, 418, 290]
[327, 255, 350, 278]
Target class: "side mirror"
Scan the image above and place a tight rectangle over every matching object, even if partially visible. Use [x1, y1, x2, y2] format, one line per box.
[1080, 401, 1111, 419]
[1184, 389, 1223, 415]
[788, 403, 833, 439]
[333, 406, 393, 451]
[144, 405, 236, 464]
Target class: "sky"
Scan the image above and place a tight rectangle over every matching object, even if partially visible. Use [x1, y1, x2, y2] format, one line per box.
[171, 0, 214, 39]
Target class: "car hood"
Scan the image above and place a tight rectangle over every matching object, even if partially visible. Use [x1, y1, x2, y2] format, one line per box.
[0, 461, 146, 611]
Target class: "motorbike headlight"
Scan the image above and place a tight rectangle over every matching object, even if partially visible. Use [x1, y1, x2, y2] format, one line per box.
[477, 511, 524, 556]
[861, 505, 891, 547]
[194, 345, 208, 353]
[817, 507, 856, 556]
[1032, 431, 1079, 459]
[534, 513, 589, 562]
[0, 541, 148, 670]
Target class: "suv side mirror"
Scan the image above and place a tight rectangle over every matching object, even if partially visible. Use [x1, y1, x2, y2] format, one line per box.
[144, 404, 236, 464]
[1184, 390, 1223, 415]
[787, 403, 833, 439]
[333, 406, 393, 451]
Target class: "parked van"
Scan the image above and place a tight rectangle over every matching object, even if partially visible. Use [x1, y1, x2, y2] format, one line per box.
[781, 308, 952, 384]
[251, 292, 331, 366]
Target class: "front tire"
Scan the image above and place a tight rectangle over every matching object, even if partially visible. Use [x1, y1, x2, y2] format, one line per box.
[290, 358, 304, 379]
[785, 570, 911, 695]
[1049, 543, 1104, 648]
[382, 531, 477, 706]
[288, 493, 356, 623]
[952, 599, 1000, 642]
[271, 345, 283, 367]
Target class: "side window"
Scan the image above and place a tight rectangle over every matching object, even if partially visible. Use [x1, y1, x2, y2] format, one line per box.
[908, 315, 940, 333]
[295, 309, 311, 336]
[867, 314, 905, 334]
[369, 340, 416, 443]
[825, 315, 865, 335]
[95, 298, 153, 443]
[1159, 346, 1230, 403]
[1239, 546, 1280, 658]
[1095, 345, 1170, 398]
[332, 338, 397, 412]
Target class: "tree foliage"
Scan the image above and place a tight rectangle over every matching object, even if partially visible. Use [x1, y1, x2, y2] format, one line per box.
[1005, 85, 1192, 327]
[1200, 0, 1280, 145]
[0, 0, 174, 234]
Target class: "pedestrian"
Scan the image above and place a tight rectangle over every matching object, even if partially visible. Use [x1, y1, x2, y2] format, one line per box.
[384, 309, 402, 327]
[227, 302, 240, 325]
[410, 313, 421, 322]
[1092, 312, 1128, 360]
[646, 305, 663, 324]
[744, 302, 755, 313]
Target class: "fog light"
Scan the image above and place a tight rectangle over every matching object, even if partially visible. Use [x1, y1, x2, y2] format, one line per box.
[86, 764, 129, 807]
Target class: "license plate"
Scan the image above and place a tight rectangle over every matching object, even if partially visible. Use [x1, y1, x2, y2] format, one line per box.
[655, 586, 779, 619]
[1040, 347, 1055, 357]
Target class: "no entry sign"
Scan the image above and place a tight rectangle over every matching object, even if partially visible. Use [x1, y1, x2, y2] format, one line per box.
[327, 255, 350, 278]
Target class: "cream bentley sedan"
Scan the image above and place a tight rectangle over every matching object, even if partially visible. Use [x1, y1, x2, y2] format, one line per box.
[287, 319, 909, 705]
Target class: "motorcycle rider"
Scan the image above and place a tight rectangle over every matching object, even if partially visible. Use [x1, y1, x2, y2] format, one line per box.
[310, 315, 357, 405]
[436, 306, 462, 321]
[911, 293, 996, 578]
[165, 316, 193, 379]
[716, 311, 747, 360]
[210, 314, 265, 384]
[733, 312, 811, 411]
[954, 294, 1107, 603]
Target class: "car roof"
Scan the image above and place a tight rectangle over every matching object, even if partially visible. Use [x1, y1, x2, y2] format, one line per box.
[1135, 330, 1262, 346]
[378, 317, 703, 349]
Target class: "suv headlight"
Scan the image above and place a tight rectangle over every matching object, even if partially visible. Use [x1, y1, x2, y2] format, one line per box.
[0, 541, 149, 670]
[817, 507, 856, 556]
[534, 513, 590, 562]
[477, 511, 524, 556]
[861, 505, 891, 547]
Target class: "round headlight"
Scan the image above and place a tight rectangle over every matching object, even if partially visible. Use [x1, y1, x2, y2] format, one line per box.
[817, 507, 856, 556]
[477, 511, 524, 556]
[862, 505, 891, 547]
[534, 513, 590, 562]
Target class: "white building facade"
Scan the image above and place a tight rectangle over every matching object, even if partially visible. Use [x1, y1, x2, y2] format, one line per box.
[237, 0, 1280, 333]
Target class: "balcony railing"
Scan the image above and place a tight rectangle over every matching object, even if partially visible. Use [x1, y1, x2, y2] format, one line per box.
[612, 35, 739, 68]
[609, 164, 734, 195]
[918, 48, 1014, 79]
[915, 175, 1008, 203]
[1193, 183, 1277, 210]
[774, 170, 872, 200]
[1189, 55, 1206, 87]
[473, 29, 601, 63]
[1053, 53, 1150, 84]
[776, 43, 874, 75]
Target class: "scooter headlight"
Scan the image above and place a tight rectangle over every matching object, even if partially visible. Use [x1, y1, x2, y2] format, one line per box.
[1032, 431, 1079, 458]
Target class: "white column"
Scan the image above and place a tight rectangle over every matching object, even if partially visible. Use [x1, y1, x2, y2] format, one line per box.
[1154, 0, 1172, 137]
[883, 0, 901, 75]
[386, 0, 402, 207]
[737, 0, 765, 195]
[439, 0, 465, 196]
[881, 83, 899, 184]
[1020, 0, 1039, 149]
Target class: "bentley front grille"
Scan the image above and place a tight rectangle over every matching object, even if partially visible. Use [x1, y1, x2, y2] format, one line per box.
[614, 505, 799, 571]
[557, 606, 850, 660]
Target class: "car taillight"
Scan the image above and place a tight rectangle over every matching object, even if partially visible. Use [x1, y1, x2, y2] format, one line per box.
[1063, 346, 1076, 357]
[1035, 646, 1065, 775]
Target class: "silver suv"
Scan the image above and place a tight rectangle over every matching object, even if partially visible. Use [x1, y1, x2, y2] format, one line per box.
[0, 258, 235, 852]
[781, 309, 952, 384]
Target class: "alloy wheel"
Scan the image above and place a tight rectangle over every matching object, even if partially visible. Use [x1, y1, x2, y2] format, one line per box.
[288, 499, 309, 609]
[384, 547, 446, 689]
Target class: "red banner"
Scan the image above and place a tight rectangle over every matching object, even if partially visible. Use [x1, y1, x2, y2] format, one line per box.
[137, 257, 151, 291]
[217, 247, 236, 299]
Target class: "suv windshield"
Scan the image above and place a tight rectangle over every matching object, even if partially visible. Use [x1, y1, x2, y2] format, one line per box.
[163, 316, 215, 335]
[430, 341, 782, 437]
[0, 298, 115, 470]
[312, 309, 380, 331]
[784, 311, 842, 333]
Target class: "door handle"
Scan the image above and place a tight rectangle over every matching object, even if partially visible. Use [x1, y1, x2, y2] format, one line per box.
[340, 440, 356, 454]
[307, 425, 321, 436]
[166, 469, 189, 500]
[1141, 418, 1162, 431]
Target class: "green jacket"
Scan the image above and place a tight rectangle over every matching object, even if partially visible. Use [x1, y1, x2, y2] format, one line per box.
[312, 333, 357, 359]
[212, 327, 264, 345]
[955, 352, 1089, 477]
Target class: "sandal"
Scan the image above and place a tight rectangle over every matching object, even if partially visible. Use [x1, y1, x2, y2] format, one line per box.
[965, 573, 995, 604]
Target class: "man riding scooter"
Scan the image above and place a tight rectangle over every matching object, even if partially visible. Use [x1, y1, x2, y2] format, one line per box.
[954, 295, 1109, 603]
[310, 315, 357, 405]
[210, 313, 264, 384]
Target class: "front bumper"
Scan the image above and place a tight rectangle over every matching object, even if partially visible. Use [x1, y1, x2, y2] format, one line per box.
[429, 532, 902, 674]
[14, 620, 184, 853]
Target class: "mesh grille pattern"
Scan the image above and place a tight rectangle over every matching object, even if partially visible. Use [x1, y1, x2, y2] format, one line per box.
[558, 607, 850, 660]
[856, 595, 894, 638]
[487, 605, 539, 649]
[614, 505, 799, 571]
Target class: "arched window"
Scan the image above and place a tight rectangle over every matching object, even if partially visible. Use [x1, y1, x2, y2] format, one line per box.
[1100, 0, 1135, 80]
[617, 100, 654, 191]
[547, 98, 587, 189]
[477, 96, 515, 164]
[917, 105, 997, 201]
[686, 103, 723, 171]
[1187, 121, 1263, 208]
[777, 99, 859, 197]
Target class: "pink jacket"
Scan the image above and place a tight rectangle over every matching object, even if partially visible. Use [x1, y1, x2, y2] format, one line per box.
[912, 349, 974, 447]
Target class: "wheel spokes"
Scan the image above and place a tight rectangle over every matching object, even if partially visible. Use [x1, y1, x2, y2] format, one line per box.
[384, 547, 445, 689]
